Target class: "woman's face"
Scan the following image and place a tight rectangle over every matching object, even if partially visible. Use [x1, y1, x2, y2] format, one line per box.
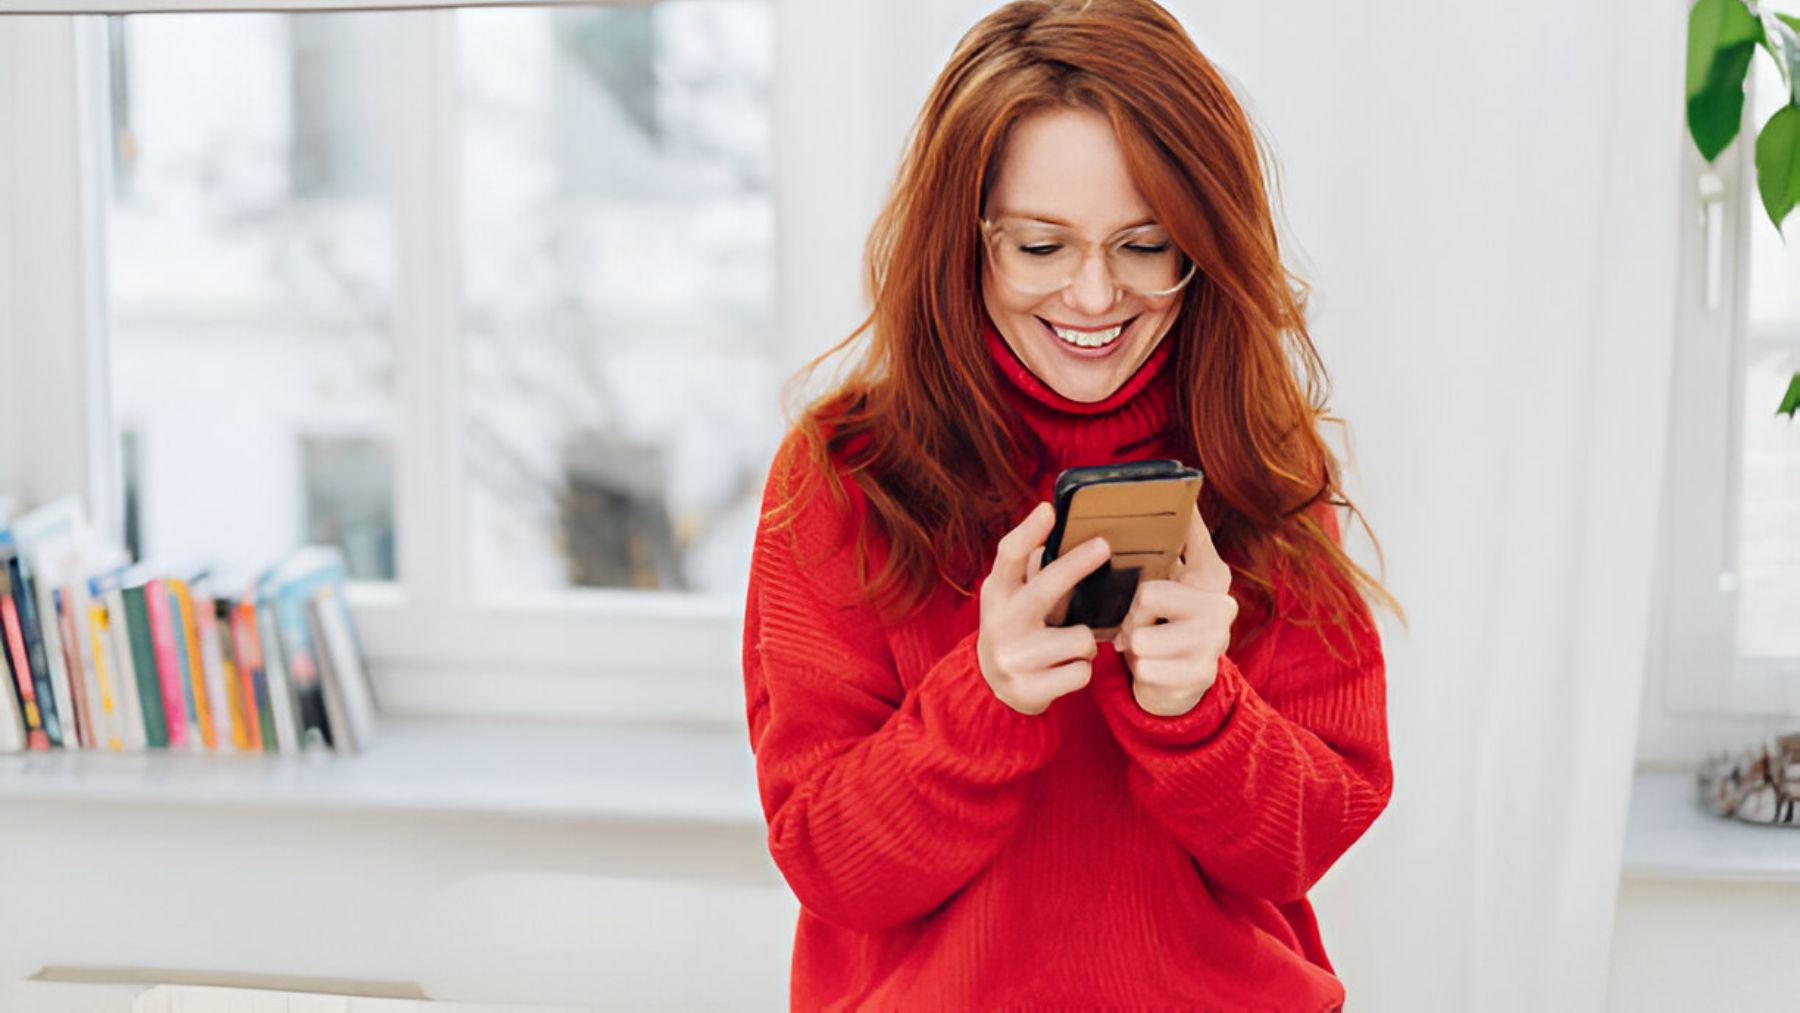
[981, 107, 1185, 403]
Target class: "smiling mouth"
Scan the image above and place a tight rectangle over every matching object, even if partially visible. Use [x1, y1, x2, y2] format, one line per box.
[1040, 316, 1134, 349]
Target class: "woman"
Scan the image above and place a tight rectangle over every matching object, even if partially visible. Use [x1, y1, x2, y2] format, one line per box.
[742, 0, 1397, 1008]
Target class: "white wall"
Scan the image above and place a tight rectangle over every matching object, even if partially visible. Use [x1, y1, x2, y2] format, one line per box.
[0, 799, 797, 1011]
[1608, 880, 1800, 1013]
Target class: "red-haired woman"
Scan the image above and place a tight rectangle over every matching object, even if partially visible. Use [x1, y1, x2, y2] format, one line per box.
[742, 1, 1396, 1008]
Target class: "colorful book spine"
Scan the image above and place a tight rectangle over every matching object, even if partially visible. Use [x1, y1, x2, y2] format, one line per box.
[32, 573, 81, 750]
[166, 582, 213, 750]
[67, 580, 114, 750]
[54, 588, 97, 748]
[229, 601, 270, 753]
[99, 583, 147, 751]
[142, 580, 195, 749]
[207, 600, 249, 751]
[1, 593, 49, 751]
[85, 601, 123, 751]
[4, 552, 63, 748]
[119, 584, 170, 749]
[0, 612, 23, 752]
[191, 591, 233, 751]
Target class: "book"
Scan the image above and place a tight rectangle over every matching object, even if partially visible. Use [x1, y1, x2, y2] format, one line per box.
[30, 571, 83, 750]
[82, 597, 123, 750]
[95, 573, 149, 751]
[253, 597, 301, 755]
[263, 547, 347, 750]
[1, 581, 49, 751]
[143, 578, 198, 750]
[2, 536, 64, 747]
[167, 580, 215, 751]
[0, 612, 24, 752]
[62, 569, 116, 750]
[206, 598, 251, 751]
[191, 587, 236, 750]
[228, 600, 271, 753]
[53, 587, 97, 748]
[119, 580, 171, 749]
[308, 583, 377, 754]
[9, 498, 91, 749]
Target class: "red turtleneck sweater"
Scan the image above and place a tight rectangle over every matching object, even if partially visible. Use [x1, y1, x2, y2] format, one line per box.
[742, 323, 1390, 1011]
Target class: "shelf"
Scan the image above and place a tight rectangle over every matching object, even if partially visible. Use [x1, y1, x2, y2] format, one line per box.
[0, 718, 764, 827]
[1621, 770, 1800, 883]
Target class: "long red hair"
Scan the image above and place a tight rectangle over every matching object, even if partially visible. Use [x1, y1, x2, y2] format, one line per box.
[773, 0, 1398, 637]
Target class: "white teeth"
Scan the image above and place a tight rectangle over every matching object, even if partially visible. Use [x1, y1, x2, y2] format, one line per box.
[1049, 322, 1124, 348]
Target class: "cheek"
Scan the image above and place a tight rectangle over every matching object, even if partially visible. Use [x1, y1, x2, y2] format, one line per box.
[993, 285, 1041, 319]
[1139, 304, 1179, 343]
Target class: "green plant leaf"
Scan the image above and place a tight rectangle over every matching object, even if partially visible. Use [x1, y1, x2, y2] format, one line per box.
[1688, 0, 1763, 96]
[1688, 0, 1764, 161]
[1778, 372, 1800, 418]
[1755, 103, 1800, 231]
[1765, 13, 1800, 105]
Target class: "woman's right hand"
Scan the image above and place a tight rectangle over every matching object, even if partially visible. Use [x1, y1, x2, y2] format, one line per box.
[977, 501, 1114, 715]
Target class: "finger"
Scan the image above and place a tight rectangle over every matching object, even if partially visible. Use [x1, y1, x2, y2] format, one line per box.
[1126, 579, 1202, 626]
[991, 502, 1054, 589]
[1025, 546, 1045, 583]
[1175, 503, 1231, 594]
[1019, 536, 1111, 619]
[1113, 581, 1159, 652]
[998, 626, 1099, 672]
[1037, 658, 1096, 700]
[1117, 618, 1198, 660]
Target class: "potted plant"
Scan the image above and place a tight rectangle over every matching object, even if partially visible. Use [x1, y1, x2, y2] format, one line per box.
[1685, 0, 1800, 414]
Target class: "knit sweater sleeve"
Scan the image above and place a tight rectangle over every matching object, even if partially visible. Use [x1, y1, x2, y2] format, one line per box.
[1093, 507, 1392, 904]
[742, 435, 1061, 931]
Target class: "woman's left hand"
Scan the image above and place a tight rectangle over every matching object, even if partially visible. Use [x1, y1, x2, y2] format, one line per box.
[1112, 503, 1238, 717]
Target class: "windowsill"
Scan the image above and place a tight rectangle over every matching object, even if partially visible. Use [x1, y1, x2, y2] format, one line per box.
[1622, 770, 1800, 883]
[0, 718, 764, 828]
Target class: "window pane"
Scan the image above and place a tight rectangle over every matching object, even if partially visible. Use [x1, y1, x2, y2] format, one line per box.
[1736, 57, 1800, 660]
[458, 2, 780, 598]
[106, 12, 400, 583]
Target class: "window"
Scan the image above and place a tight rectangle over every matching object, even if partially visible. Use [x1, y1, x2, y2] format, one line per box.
[1661, 52, 1800, 715]
[455, 4, 778, 598]
[107, 11, 403, 583]
[0, 3, 782, 724]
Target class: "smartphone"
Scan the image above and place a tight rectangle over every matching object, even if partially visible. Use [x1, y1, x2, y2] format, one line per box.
[1039, 460, 1204, 636]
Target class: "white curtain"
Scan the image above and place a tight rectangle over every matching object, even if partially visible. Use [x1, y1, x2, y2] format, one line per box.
[1195, 2, 1686, 1009]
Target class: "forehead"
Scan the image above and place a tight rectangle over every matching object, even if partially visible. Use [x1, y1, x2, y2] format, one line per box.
[987, 107, 1155, 230]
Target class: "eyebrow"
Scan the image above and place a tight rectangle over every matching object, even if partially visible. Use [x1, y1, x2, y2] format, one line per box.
[997, 212, 1162, 232]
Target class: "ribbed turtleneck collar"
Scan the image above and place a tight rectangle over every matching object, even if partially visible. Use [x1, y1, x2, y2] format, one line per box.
[983, 316, 1180, 479]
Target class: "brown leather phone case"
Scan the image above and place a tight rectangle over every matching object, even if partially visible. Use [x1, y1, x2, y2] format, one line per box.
[1043, 465, 1202, 638]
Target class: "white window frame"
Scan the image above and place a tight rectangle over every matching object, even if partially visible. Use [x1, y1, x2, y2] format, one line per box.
[1657, 68, 1800, 719]
[0, 0, 883, 727]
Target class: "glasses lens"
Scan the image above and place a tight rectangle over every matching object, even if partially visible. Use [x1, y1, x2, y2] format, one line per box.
[1109, 231, 1183, 295]
[985, 221, 1077, 295]
[985, 220, 1186, 297]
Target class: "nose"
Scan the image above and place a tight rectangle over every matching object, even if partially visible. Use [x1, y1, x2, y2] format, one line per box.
[1061, 245, 1119, 317]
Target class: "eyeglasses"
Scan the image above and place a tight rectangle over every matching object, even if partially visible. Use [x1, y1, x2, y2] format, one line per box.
[979, 216, 1197, 299]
